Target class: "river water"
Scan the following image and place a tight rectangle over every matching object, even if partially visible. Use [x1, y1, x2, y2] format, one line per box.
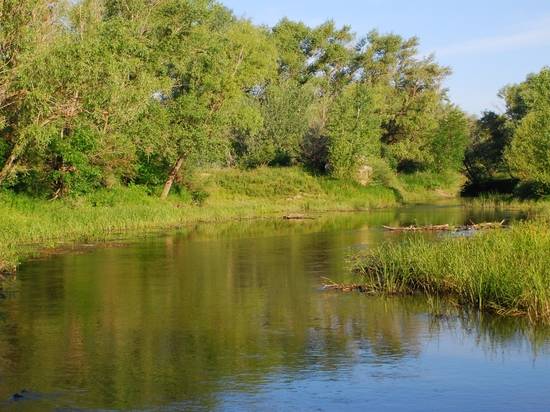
[1, 205, 549, 411]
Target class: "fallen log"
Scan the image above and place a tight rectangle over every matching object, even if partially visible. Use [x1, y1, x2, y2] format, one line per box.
[383, 224, 451, 232]
[283, 214, 314, 220]
[383, 220, 507, 232]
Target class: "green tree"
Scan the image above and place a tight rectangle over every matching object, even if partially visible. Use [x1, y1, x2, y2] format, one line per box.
[132, 1, 277, 198]
[504, 68, 550, 194]
[326, 83, 382, 178]
[236, 80, 313, 167]
[355, 31, 451, 172]
[0, 0, 64, 185]
[506, 110, 550, 193]
[463, 111, 511, 185]
[429, 106, 470, 173]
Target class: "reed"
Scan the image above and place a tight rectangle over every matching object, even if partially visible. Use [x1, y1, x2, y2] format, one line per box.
[351, 217, 550, 323]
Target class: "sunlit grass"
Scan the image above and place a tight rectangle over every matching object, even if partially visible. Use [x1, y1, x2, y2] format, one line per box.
[350, 217, 550, 323]
[463, 194, 550, 214]
[399, 170, 464, 203]
[0, 166, 473, 275]
[0, 167, 405, 274]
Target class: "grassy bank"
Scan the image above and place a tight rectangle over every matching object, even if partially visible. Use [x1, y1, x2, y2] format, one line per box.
[350, 218, 550, 323]
[1, 166, 463, 275]
[463, 194, 550, 215]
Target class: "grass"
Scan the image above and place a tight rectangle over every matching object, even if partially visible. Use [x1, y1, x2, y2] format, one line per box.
[197, 167, 401, 210]
[399, 170, 464, 203]
[0, 167, 406, 275]
[0, 166, 466, 276]
[463, 194, 550, 214]
[350, 217, 550, 323]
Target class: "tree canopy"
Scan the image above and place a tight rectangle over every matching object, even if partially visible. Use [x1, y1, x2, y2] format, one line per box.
[464, 67, 550, 196]
[4, 0, 540, 199]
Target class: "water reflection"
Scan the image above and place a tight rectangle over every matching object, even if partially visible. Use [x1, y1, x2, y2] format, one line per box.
[0, 206, 548, 411]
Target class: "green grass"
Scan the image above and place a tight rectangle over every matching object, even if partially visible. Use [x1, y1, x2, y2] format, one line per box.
[463, 194, 550, 214]
[398, 170, 464, 203]
[0, 166, 467, 276]
[0, 167, 402, 275]
[350, 217, 550, 323]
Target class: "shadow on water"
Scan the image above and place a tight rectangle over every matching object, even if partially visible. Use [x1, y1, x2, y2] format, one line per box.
[0, 205, 548, 411]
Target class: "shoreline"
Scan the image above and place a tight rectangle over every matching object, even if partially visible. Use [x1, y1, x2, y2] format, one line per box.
[2, 195, 545, 278]
[0, 167, 467, 277]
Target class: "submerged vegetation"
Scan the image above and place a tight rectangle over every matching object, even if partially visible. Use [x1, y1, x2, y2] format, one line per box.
[350, 218, 550, 323]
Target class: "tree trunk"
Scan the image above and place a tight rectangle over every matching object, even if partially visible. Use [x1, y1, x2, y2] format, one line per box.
[160, 155, 185, 199]
[0, 151, 17, 185]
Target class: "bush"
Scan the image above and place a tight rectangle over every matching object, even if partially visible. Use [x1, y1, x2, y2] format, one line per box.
[506, 110, 550, 195]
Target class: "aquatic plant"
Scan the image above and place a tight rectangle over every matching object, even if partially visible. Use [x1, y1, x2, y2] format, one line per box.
[351, 218, 550, 323]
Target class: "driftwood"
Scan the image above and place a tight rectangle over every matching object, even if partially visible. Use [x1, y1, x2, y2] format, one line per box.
[383, 220, 506, 232]
[321, 278, 364, 292]
[283, 214, 314, 220]
[459, 220, 506, 230]
[383, 224, 450, 232]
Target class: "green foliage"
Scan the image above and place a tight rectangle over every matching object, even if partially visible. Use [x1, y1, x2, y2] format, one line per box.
[326, 84, 382, 178]
[429, 107, 470, 173]
[506, 110, 550, 192]
[237, 80, 313, 167]
[464, 111, 512, 185]
[0, 0, 468, 198]
[504, 69, 550, 194]
[500, 68, 550, 122]
[464, 67, 550, 196]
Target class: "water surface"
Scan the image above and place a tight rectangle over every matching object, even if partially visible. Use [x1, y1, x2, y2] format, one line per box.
[1, 205, 549, 411]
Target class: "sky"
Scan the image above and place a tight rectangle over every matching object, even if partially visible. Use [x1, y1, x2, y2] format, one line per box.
[222, 0, 550, 115]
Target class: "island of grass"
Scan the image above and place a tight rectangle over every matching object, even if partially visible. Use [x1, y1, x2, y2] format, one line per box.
[349, 218, 550, 323]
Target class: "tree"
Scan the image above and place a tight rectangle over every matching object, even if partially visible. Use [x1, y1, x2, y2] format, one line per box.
[500, 67, 550, 123]
[464, 67, 550, 195]
[153, 11, 277, 198]
[354, 31, 451, 172]
[0, 0, 64, 185]
[505, 110, 550, 193]
[236, 80, 313, 167]
[326, 83, 382, 178]
[429, 106, 469, 173]
[504, 68, 550, 194]
[4, 1, 160, 196]
[463, 111, 511, 185]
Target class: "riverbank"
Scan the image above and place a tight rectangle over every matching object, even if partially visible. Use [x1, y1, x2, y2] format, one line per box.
[0, 167, 461, 275]
[350, 216, 550, 323]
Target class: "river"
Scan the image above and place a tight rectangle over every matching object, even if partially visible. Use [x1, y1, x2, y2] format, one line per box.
[1, 205, 549, 411]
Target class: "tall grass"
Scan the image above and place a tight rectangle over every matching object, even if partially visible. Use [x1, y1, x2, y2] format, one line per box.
[0, 167, 405, 274]
[399, 170, 464, 203]
[351, 218, 550, 323]
[464, 194, 550, 214]
[0, 166, 468, 275]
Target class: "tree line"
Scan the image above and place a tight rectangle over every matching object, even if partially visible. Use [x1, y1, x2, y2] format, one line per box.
[0, 1, 547, 199]
[465, 68, 550, 197]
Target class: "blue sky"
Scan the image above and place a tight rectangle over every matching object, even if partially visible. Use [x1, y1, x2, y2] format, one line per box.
[222, 0, 550, 115]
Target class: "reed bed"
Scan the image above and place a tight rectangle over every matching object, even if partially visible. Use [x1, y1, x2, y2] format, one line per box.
[351, 218, 550, 323]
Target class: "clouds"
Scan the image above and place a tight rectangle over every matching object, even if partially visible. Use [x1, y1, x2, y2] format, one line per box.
[436, 16, 550, 57]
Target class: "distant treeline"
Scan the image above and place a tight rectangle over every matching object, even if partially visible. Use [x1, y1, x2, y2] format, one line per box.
[0, 1, 548, 198]
[465, 68, 550, 197]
